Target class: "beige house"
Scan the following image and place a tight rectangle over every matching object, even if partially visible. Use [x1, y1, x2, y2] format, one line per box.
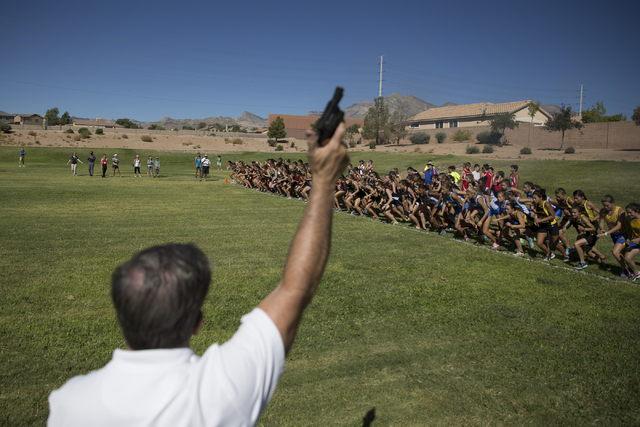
[407, 100, 552, 130]
[14, 114, 43, 125]
[0, 111, 13, 124]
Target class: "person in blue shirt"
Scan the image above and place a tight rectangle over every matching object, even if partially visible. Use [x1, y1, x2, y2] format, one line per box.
[195, 153, 202, 179]
[19, 147, 25, 167]
[423, 160, 437, 185]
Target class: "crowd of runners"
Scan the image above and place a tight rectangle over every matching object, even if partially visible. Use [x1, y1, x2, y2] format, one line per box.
[227, 158, 640, 281]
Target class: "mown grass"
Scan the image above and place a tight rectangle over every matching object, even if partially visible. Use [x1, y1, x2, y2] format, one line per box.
[0, 146, 639, 426]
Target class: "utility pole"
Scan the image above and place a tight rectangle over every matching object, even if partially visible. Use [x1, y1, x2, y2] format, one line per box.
[378, 56, 385, 98]
[579, 84, 584, 115]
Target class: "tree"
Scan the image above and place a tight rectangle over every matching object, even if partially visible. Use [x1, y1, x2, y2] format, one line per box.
[435, 132, 447, 144]
[182, 126, 194, 130]
[198, 122, 207, 129]
[633, 106, 640, 126]
[212, 122, 225, 132]
[267, 116, 286, 141]
[116, 118, 139, 129]
[45, 108, 60, 126]
[231, 124, 245, 133]
[489, 113, 519, 145]
[60, 111, 72, 125]
[0, 123, 11, 133]
[581, 101, 627, 123]
[526, 100, 541, 122]
[362, 97, 390, 145]
[543, 105, 583, 150]
[388, 107, 410, 145]
[309, 118, 320, 132]
[344, 123, 360, 145]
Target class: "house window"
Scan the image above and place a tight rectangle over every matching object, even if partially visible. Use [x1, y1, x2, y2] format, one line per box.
[449, 120, 458, 128]
[435, 121, 444, 129]
[410, 122, 419, 128]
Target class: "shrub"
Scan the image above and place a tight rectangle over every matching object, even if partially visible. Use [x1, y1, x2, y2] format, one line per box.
[140, 135, 153, 142]
[95, 128, 103, 135]
[28, 131, 37, 137]
[452, 129, 473, 142]
[466, 145, 480, 154]
[520, 147, 532, 155]
[73, 135, 82, 141]
[476, 130, 503, 145]
[348, 140, 356, 148]
[267, 139, 277, 147]
[565, 147, 575, 154]
[230, 138, 243, 145]
[275, 145, 283, 151]
[64, 129, 74, 134]
[35, 140, 40, 145]
[78, 128, 91, 138]
[290, 142, 295, 148]
[121, 134, 128, 139]
[482, 145, 494, 153]
[0, 123, 12, 133]
[409, 132, 430, 144]
[435, 132, 447, 144]
[369, 141, 376, 149]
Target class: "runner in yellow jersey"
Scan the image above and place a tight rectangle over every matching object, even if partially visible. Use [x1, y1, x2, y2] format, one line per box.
[624, 203, 640, 282]
[597, 195, 629, 278]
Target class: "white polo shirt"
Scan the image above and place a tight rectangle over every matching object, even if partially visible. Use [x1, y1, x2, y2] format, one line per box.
[48, 308, 285, 427]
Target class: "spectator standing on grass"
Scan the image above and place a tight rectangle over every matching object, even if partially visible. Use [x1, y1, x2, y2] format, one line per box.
[217, 155, 222, 170]
[201, 154, 210, 181]
[154, 157, 160, 178]
[133, 155, 142, 177]
[67, 152, 82, 177]
[46, 123, 350, 427]
[87, 151, 96, 177]
[147, 156, 153, 177]
[101, 154, 108, 178]
[19, 147, 25, 167]
[195, 153, 202, 179]
[112, 154, 121, 178]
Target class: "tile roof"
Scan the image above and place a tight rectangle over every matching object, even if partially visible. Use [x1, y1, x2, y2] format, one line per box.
[410, 100, 542, 121]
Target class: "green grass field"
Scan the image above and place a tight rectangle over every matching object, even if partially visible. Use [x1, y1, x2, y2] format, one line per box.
[1, 146, 639, 426]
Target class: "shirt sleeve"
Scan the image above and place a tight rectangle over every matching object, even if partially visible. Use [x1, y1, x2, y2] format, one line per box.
[198, 308, 285, 425]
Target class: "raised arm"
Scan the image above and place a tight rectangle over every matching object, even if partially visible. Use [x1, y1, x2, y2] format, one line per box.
[258, 123, 349, 354]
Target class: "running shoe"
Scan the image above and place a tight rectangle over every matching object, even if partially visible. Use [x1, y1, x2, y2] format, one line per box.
[563, 255, 570, 263]
[544, 253, 556, 261]
[439, 230, 446, 235]
[620, 269, 629, 279]
[392, 222, 399, 226]
[359, 214, 365, 217]
[629, 272, 640, 282]
[415, 226, 421, 230]
[464, 235, 469, 242]
[492, 242, 499, 249]
[514, 251, 524, 257]
[575, 261, 588, 270]
[528, 237, 535, 249]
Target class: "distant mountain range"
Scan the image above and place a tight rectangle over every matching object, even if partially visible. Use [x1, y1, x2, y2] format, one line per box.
[71, 96, 569, 130]
[308, 93, 458, 119]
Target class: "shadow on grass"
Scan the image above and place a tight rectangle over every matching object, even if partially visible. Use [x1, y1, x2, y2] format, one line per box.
[362, 408, 375, 427]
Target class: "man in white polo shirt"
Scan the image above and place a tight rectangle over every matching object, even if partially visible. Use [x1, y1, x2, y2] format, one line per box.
[47, 124, 350, 426]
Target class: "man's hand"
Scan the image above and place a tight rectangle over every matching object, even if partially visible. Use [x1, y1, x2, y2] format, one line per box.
[306, 123, 349, 188]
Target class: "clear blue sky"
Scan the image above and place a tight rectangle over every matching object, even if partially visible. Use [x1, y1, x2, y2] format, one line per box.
[1, 0, 638, 122]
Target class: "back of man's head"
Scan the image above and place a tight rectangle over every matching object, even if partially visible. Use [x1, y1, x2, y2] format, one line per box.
[111, 243, 211, 350]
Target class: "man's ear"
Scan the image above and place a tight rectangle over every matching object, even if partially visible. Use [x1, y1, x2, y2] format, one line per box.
[192, 311, 204, 336]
